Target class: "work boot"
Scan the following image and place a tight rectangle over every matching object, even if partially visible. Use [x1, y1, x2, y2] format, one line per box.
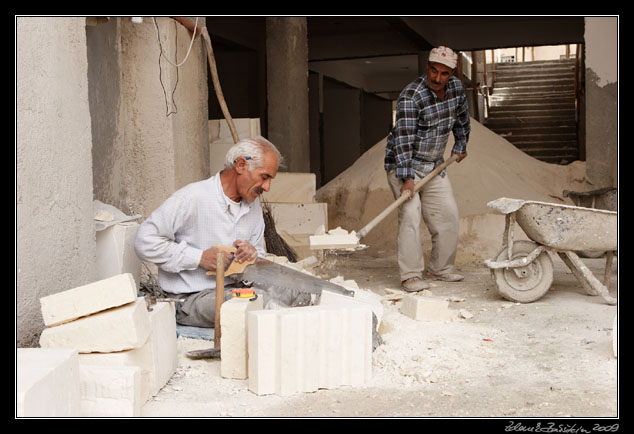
[423, 271, 464, 282]
[401, 277, 430, 292]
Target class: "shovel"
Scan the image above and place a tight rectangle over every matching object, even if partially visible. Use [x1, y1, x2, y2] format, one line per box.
[310, 154, 460, 250]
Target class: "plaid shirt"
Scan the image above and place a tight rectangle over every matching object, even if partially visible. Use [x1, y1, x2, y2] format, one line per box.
[385, 75, 470, 180]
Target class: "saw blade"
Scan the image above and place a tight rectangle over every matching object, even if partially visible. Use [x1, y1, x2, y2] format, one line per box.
[238, 259, 355, 297]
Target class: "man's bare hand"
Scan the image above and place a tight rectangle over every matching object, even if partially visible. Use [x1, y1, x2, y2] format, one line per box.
[452, 152, 467, 162]
[400, 178, 415, 200]
[199, 246, 232, 271]
[233, 240, 258, 263]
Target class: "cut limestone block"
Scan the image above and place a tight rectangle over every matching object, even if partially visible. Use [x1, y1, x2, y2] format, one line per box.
[320, 287, 384, 326]
[40, 297, 151, 353]
[77, 301, 178, 401]
[220, 296, 264, 380]
[400, 294, 453, 322]
[96, 222, 141, 288]
[266, 203, 327, 236]
[208, 118, 261, 174]
[147, 301, 178, 395]
[79, 342, 153, 403]
[248, 303, 373, 396]
[260, 172, 316, 204]
[16, 348, 81, 417]
[40, 273, 138, 327]
[79, 365, 142, 417]
[309, 226, 361, 250]
[208, 118, 260, 142]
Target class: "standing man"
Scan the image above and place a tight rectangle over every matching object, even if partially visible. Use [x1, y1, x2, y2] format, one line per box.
[384, 46, 471, 292]
[135, 136, 282, 327]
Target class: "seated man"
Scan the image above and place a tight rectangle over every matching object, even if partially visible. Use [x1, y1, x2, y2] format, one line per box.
[135, 136, 282, 328]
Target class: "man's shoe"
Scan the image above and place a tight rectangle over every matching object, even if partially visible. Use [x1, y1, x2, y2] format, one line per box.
[401, 277, 430, 292]
[423, 271, 464, 282]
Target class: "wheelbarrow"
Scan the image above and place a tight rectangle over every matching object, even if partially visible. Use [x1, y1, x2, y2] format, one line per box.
[484, 197, 617, 305]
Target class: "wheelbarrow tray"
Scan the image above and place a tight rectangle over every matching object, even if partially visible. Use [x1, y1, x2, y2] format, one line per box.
[487, 197, 617, 252]
[485, 197, 617, 305]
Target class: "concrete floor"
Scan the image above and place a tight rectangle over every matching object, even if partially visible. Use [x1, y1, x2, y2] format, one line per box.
[142, 245, 619, 420]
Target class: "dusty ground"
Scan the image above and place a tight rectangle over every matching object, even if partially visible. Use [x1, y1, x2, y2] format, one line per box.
[140, 245, 618, 421]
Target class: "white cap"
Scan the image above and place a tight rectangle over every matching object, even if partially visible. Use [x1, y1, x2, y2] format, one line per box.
[429, 46, 458, 69]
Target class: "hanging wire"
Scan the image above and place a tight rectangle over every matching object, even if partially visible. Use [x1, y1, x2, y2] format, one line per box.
[152, 17, 199, 67]
[152, 17, 199, 117]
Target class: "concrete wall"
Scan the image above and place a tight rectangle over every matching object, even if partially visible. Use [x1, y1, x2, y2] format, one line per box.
[17, 17, 209, 347]
[119, 18, 209, 217]
[17, 17, 96, 346]
[584, 17, 618, 188]
[86, 17, 209, 217]
[87, 18, 126, 212]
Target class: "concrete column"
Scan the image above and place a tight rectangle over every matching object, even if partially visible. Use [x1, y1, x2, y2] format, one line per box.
[16, 17, 97, 347]
[266, 17, 310, 172]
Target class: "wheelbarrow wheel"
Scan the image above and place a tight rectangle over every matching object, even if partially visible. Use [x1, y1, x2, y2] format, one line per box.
[492, 240, 554, 303]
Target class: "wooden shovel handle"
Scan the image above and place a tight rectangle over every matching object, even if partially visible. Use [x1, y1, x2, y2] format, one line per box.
[357, 154, 459, 239]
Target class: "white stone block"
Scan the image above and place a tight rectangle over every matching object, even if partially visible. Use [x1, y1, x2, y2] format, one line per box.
[77, 301, 177, 401]
[266, 203, 328, 236]
[278, 307, 321, 395]
[220, 296, 264, 380]
[208, 118, 260, 142]
[147, 301, 178, 395]
[96, 222, 141, 288]
[79, 343, 153, 403]
[309, 227, 360, 249]
[320, 288, 384, 328]
[79, 365, 142, 417]
[16, 348, 81, 417]
[40, 297, 151, 353]
[40, 273, 138, 327]
[400, 294, 453, 322]
[208, 118, 261, 174]
[248, 302, 372, 396]
[247, 310, 279, 395]
[260, 172, 316, 204]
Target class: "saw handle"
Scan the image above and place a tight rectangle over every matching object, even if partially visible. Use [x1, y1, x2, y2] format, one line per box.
[357, 154, 459, 240]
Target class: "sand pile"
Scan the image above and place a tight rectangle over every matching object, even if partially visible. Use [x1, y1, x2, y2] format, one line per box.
[316, 118, 588, 263]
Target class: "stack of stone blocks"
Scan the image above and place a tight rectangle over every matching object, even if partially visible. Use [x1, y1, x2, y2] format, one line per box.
[220, 282, 380, 397]
[17, 273, 177, 417]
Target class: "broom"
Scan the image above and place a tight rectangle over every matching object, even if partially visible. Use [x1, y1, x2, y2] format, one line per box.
[202, 27, 297, 262]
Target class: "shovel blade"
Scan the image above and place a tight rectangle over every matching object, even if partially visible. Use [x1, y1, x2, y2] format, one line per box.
[186, 348, 221, 359]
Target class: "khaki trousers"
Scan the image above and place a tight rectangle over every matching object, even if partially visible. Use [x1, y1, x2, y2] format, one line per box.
[386, 170, 459, 281]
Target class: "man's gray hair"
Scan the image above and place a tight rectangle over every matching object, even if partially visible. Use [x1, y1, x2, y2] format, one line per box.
[223, 136, 284, 170]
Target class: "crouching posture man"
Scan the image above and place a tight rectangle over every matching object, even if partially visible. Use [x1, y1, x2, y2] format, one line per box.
[135, 136, 282, 327]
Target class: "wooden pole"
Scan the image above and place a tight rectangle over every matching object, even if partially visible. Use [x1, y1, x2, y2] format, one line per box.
[214, 251, 224, 350]
[201, 27, 239, 144]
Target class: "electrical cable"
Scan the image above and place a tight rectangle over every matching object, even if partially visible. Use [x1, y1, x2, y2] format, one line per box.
[152, 17, 199, 116]
[152, 17, 199, 67]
